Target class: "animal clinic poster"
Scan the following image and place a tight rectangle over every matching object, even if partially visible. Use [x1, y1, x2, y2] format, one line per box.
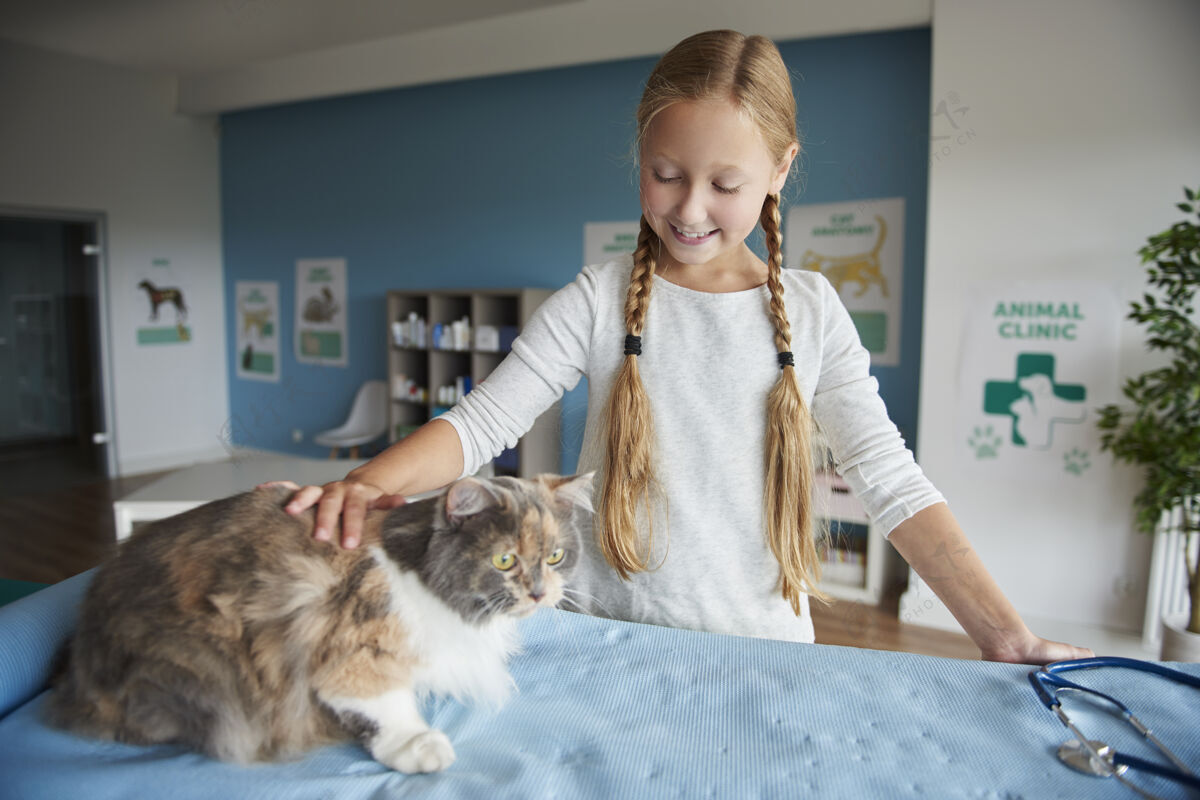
[294, 258, 347, 367]
[785, 198, 905, 365]
[956, 281, 1119, 481]
[235, 281, 279, 382]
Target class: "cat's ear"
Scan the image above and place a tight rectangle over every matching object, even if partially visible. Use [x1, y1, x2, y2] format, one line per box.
[544, 472, 595, 515]
[444, 477, 503, 525]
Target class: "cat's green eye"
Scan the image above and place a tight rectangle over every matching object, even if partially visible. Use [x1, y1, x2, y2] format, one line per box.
[492, 553, 517, 571]
[546, 548, 565, 566]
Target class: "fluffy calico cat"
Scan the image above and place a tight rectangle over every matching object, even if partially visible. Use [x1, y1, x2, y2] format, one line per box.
[47, 473, 592, 773]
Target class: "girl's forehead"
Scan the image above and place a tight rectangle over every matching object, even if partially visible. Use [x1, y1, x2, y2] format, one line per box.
[641, 98, 774, 169]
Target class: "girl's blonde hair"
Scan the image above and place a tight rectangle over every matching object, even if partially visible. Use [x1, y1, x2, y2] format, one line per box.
[599, 29, 827, 611]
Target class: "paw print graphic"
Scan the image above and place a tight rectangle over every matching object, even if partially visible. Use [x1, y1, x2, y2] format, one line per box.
[1063, 448, 1091, 476]
[968, 425, 1002, 459]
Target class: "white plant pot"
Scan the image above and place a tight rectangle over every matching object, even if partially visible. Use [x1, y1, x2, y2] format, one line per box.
[1160, 612, 1200, 662]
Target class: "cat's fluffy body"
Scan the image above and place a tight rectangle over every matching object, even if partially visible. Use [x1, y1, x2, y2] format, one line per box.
[47, 473, 592, 773]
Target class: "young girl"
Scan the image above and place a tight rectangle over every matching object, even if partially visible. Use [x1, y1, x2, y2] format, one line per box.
[282, 30, 1090, 663]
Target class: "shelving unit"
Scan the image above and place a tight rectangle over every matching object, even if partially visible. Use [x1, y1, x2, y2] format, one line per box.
[385, 288, 558, 478]
[815, 470, 884, 604]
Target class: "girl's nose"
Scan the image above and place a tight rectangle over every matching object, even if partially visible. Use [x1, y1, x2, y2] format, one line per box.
[675, 184, 706, 225]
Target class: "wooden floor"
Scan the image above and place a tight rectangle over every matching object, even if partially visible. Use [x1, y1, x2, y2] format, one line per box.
[0, 444, 171, 585]
[0, 448, 980, 660]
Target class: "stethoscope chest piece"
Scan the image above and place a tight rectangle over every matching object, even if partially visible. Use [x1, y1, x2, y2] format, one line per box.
[1057, 739, 1129, 778]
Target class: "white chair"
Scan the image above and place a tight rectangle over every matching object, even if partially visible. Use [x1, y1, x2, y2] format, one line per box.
[313, 380, 388, 459]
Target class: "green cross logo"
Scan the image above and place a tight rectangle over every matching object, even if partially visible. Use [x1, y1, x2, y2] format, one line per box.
[983, 353, 1086, 449]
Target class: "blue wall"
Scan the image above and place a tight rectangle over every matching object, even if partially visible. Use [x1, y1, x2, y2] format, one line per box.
[221, 28, 931, 467]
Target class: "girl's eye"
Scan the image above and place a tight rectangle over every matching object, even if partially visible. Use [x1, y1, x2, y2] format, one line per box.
[492, 553, 517, 571]
[652, 169, 738, 194]
[546, 548, 565, 566]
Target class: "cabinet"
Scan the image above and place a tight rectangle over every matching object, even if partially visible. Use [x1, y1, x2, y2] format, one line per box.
[385, 288, 558, 478]
[815, 470, 885, 603]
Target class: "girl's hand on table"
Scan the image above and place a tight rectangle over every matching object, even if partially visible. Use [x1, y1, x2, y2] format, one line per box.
[982, 631, 1094, 665]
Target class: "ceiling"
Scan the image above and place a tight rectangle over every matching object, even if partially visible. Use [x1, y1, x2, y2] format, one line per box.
[0, 0, 579, 73]
[0, 0, 933, 113]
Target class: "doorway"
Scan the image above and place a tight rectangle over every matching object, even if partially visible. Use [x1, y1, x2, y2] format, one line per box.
[0, 212, 113, 494]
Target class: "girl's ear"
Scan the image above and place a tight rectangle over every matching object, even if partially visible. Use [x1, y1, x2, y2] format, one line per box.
[771, 142, 800, 195]
[444, 478, 503, 524]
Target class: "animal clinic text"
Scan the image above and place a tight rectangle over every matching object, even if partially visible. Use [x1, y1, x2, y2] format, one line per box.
[993, 302, 1084, 341]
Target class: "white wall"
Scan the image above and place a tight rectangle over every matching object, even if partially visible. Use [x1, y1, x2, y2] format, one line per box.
[907, 0, 1200, 637]
[0, 41, 229, 475]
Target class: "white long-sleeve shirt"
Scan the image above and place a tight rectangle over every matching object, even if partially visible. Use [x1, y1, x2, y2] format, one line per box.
[442, 257, 943, 642]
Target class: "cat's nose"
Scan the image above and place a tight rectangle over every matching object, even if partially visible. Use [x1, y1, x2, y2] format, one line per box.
[527, 590, 545, 602]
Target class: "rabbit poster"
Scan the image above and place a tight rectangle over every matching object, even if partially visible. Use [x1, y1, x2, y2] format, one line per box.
[295, 258, 347, 367]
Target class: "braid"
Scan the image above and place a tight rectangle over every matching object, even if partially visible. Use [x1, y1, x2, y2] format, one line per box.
[598, 216, 661, 578]
[760, 193, 828, 610]
[626, 217, 658, 334]
[760, 194, 792, 351]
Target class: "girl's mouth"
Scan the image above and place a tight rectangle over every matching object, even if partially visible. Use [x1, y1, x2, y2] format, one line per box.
[670, 224, 717, 245]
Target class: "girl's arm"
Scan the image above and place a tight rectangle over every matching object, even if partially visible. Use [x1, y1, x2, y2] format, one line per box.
[284, 267, 600, 548]
[886, 502, 1094, 664]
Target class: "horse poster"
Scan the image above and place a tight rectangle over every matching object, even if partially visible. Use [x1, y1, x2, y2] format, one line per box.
[134, 262, 191, 345]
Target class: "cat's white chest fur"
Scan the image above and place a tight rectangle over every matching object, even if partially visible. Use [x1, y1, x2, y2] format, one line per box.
[370, 547, 520, 707]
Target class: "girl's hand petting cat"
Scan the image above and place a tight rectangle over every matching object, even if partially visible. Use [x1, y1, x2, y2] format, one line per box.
[262, 479, 408, 549]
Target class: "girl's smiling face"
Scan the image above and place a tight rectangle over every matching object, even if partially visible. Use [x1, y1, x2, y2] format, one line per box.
[639, 98, 796, 280]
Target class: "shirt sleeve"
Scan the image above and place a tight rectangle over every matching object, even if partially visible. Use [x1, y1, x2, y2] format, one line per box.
[808, 277, 944, 536]
[439, 268, 598, 477]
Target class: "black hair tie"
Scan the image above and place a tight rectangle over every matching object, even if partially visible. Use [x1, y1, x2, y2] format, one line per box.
[624, 334, 643, 356]
[777, 351, 795, 369]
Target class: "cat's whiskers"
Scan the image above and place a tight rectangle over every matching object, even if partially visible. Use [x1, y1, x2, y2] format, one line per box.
[471, 588, 518, 623]
[555, 595, 585, 613]
[559, 586, 615, 619]
[551, 587, 614, 657]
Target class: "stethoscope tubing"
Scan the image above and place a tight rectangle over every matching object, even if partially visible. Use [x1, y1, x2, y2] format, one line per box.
[1028, 656, 1200, 793]
[1041, 656, 1200, 689]
[1110, 753, 1200, 791]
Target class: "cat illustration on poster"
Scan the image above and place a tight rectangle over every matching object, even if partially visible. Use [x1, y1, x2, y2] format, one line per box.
[240, 306, 272, 338]
[800, 215, 889, 298]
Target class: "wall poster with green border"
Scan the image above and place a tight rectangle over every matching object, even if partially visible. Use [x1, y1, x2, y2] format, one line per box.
[785, 198, 905, 366]
[584, 221, 640, 266]
[294, 258, 347, 367]
[134, 259, 192, 345]
[235, 280, 279, 382]
[956, 281, 1119, 482]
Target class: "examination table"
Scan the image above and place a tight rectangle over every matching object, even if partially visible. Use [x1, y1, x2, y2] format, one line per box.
[2, 571, 1197, 799]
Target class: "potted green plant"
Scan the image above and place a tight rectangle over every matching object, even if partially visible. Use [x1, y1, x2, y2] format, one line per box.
[1097, 185, 1199, 661]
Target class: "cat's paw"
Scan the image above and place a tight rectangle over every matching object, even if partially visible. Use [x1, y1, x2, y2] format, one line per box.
[377, 729, 456, 773]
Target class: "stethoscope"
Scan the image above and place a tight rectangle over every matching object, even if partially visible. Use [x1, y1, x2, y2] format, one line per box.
[1028, 657, 1200, 799]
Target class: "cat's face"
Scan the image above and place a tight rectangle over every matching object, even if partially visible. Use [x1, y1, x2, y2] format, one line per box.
[409, 473, 593, 624]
